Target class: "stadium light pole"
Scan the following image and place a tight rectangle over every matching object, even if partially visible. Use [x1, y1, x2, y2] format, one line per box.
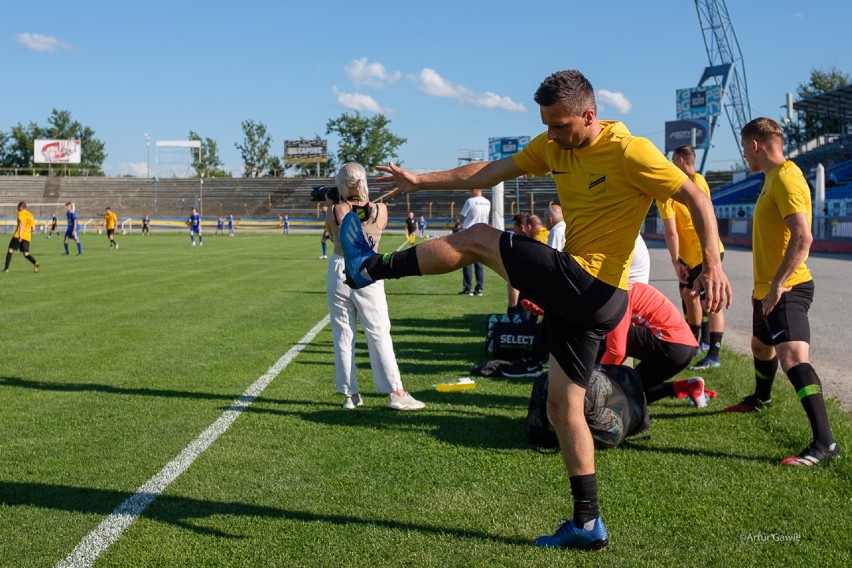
[145, 133, 151, 178]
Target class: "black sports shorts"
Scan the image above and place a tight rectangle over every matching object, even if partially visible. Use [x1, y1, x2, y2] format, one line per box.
[8, 238, 30, 253]
[107, 228, 115, 237]
[752, 280, 814, 346]
[679, 252, 725, 290]
[499, 232, 627, 388]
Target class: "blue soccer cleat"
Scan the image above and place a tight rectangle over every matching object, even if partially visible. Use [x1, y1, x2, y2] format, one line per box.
[340, 211, 377, 289]
[534, 517, 608, 550]
[690, 356, 721, 370]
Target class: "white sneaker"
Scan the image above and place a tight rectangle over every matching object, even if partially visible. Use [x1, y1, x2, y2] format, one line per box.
[200, 241, 203, 247]
[319, 255, 327, 259]
[342, 393, 363, 410]
[192, 241, 196, 246]
[388, 391, 425, 410]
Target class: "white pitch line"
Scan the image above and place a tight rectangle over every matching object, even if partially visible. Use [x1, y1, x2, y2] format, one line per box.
[57, 315, 331, 568]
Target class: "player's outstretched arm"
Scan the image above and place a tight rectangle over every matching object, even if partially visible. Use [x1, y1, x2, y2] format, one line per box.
[375, 157, 524, 196]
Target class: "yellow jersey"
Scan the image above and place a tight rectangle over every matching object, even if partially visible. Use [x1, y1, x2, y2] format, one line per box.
[104, 212, 117, 230]
[531, 226, 549, 244]
[752, 160, 813, 300]
[514, 121, 685, 289]
[656, 172, 724, 269]
[14, 209, 35, 242]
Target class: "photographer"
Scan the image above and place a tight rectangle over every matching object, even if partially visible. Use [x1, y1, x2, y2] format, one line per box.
[323, 163, 425, 411]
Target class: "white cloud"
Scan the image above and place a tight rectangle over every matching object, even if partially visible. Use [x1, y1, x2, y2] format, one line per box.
[409, 68, 526, 112]
[333, 86, 391, 114]
[597, 89, 632, 114]
[344, 57, 401, 89]
[104, 162, 148, 177]
[793, 12, 805, 20]
[16, 33, 75, 53]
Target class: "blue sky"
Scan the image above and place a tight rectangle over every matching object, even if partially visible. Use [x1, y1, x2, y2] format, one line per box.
[3, 0, 850, 178]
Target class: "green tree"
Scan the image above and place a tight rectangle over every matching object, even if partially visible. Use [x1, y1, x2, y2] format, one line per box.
[325, 113, 406, 172]
[796, 66, 850, 99]
[189, 131, 229, 178]
[3, 121, 41, 170]
[1, 110, 106, 175]
[235, 119, 274, 178]
[43, 109, 106, 176]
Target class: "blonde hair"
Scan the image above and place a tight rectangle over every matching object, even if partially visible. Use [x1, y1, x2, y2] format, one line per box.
[335, 162, 370, 203]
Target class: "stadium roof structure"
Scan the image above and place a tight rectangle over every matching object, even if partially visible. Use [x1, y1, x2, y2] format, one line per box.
[793, 84, 852, 119]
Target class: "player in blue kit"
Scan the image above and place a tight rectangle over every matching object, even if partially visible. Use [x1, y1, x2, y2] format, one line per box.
[189, 207, 203, 247]
[216, 216, 225, 236]
[227, 214, 235, 237]
[63, 202, 82, 256]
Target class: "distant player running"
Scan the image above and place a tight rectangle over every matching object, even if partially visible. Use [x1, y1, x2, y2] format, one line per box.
[5, 201, 39, 273]
[104, 207, 118, 250]
[189, 207, 203, 246]
[64, 202, 82, 256]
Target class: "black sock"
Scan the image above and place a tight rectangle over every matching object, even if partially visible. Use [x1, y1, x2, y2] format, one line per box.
[364, 248, 422, 281]
[707, 332, 723, 358]
[689, 324, 701, 341]
[700, 316, 709, 344]
[569, 474, 599, 528]
[753, 357, 778, 401]
[787, 363, 835, 448]
[25, 254, 37, 265]
[4, 252, 11, 270]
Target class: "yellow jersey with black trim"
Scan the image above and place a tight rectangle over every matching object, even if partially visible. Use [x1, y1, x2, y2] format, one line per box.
[656, 172, 724, 269]
[14, 209, 36, 242]
[513, 121, 686, 289]
[104, 212, 117, 230]
[531, 227, 549, 244]
[752, 160, 812, 300]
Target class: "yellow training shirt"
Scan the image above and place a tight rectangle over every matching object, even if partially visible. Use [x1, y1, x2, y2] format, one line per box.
[104, 212, 117, 230]
[532, 226, 549, 244]
[656, 172, 724, 269]
[752, 160, 813, 300]
[14, 209, 35, 242]
[514, 121, 686, 289]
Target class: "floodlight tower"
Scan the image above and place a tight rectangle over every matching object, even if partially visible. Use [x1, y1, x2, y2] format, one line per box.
[694, 0, 752, 171]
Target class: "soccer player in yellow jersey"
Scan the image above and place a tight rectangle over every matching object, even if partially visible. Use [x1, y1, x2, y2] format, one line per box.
[727, 117, 839, 466]
[104, 207, 118, 250]
[525, 214, 550, 244]
[5, 201, 40, 273]
[342, 70, 732, 550]
[659, 145, 727, 369]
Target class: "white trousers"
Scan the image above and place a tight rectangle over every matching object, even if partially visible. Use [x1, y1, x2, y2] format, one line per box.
[326, 255, 403, 395]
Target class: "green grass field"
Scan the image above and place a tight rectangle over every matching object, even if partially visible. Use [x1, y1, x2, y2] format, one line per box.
[0, 232, 849, 567]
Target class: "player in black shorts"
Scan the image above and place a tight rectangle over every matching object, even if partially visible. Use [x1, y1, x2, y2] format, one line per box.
[729, 117, 839, 467]
[340, 70, 731, 550]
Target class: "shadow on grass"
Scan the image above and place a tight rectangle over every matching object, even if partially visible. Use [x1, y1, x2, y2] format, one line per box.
[0, 481, 529, 545]
[0, 376, 336, 408]
[620, 439, 777, 463]
[247, 401, 530, 451]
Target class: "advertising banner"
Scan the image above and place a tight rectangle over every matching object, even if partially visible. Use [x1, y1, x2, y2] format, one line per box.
[284, 140, 327, 164]
[34, 139, 81, 164]
[665, 119, 709, 152]
[676, 85, 722, 119]
[488, 136, 530, 161]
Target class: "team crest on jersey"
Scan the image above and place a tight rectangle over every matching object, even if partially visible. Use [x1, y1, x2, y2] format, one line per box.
[588, 174, 606, 195]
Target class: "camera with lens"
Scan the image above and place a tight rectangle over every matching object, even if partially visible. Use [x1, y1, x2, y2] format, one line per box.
[310, 185, 340, 203]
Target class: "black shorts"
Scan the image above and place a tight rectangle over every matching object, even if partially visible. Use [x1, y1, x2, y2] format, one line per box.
[8, 238, 29, 253]
[500, 232, 627, 387]
[107, 228, 115, 237]
[752, 280, 814, 346]
[679, 252, 725, 290]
